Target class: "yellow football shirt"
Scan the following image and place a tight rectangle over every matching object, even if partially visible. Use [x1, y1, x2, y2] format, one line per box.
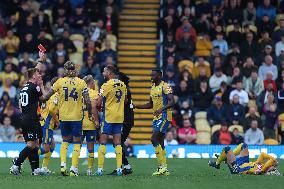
[52, 77, 87, 121]
[40, 93, 58, 130]
[83, 88, 99, 130]
[150, 81, 173, 121]
[99, 79, 126, 123]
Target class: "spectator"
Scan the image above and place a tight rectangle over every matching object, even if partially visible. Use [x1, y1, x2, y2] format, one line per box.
[263, 71, 277, 92]
[160, 15, 178, 39]
[258, 55, 278, 81]
[231, 128, 244, 145]
[243, 106, 262, 132]
[19, 33, 37, 56]
[176, 80, 191, 103]
[0, 116, 16, 142]
[212, 32, 228, 55]
[262, 93, 278, 139]
[163, 32, 177, 59]
[258, 31, 275, 54]
[240, 32, 258, 59]
[207, 94, 227, 125]
[178, 69, 194, 94]
[223, 0, 243, 25]
[89, 19, 107, 44]
[275, 35, 284, 57]
[163, 66, 179, 93]
[193, 67, 208, 91]
[60, 30, 77, 54]
[177, 119, 197, 144]
[273, 19, 284, 42]
[192, 57, 211, 79]
[177, 32, 195, 60]
[257, 82, 277, 111]
[164, 131, 178, 145]
[98, 40, 117, 64]
[212, 121, 233, 145]
[245, 70, 264, 99]
[229, 80, 249, 107]
[69, 4, 89, 34]
[37, 30, 52, 53]
[256, 44, 275, 66]
[20, 16, 39, 39]
[0, 63, 18, 88]
[84, 0, 101, 23]
[243, 0, 256, 26]
[79, 56, 100, 79]
[3, 29, 20, 56]
[83, 40, 97, 62]
[36, 7, 52, 34]
[102, 5, 118, 36]
[209, 67, 227, 92]
[52, 16, 70, 40]
[242, 57, 257, 78]
[0, 78, 17, 101]
[175, 16, 197, 42]
[51, 41, 68, 63]
[18, 52, 34, 70]
[194, 33, 212, 57]
[227, 94, 245, 125]
[195, 0, 212, 18]
[244, 119, 264, 145]
[256, 0, 276, 21]
[214, 81, 231, 105]
[277, 82, 284, 113]
[193, 80, 213, 113]
[227, 23, 243, 47]
[257, 15, 275, 37]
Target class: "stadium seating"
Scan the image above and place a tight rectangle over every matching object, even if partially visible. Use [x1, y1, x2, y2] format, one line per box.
[195, 111, 207, 120]
[118, 0, 160, 144]
[196, 132, 211, 144]
[228, 125, 244, 134]
[264, 139, 279, 145]
[211, 125, 221, 135]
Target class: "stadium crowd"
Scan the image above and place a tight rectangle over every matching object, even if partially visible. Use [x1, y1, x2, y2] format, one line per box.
[1, 0, 284, 146]
[160, 0, 284, 145]
[0, 0, 121, 142]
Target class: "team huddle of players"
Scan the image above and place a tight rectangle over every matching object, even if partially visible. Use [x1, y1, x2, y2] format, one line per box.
[10, 56, 280, 177]
[10, 56, 175, 176]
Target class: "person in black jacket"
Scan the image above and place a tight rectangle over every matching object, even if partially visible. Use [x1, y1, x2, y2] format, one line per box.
[193, 80, 213, 114]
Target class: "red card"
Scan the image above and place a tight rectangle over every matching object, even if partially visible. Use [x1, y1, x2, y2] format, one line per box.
[38, 44, 46, 52]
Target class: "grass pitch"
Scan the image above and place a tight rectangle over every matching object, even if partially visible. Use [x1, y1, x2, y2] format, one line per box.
[0, 158, 284, 189]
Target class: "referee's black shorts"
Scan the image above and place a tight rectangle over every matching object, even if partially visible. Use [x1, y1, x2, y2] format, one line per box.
[21, 119, 42, 143]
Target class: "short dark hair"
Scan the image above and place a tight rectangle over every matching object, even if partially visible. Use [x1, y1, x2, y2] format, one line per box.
[25, 68, 39, 79]
[152, 69, 162, 75]
[105, 65, 118, 75]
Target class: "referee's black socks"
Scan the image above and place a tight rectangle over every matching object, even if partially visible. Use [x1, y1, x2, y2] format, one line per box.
[15, 146, 33, 166]
[28, 147, 39, 172]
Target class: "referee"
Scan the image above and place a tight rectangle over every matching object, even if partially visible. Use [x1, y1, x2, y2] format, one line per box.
[10, 68, 46, 175]
[109, 71, 134, 175]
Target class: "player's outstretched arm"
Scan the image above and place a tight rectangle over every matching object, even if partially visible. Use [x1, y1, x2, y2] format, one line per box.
[40, 89, 55, 102]
[83, 90, 93, 120]
[134, 97, 153, 109]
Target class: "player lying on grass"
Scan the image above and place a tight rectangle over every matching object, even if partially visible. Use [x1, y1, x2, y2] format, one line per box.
[208, 143, 281, 175]
[38, 77, 59, 174]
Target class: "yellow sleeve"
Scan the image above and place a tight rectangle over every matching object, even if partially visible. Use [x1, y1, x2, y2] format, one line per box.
[163, 83, 173, 95]
[99, 83, 109, 97]
[52, 79, 60, 92]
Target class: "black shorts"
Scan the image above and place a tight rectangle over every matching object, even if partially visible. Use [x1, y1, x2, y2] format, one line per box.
[21, 119, 42, 142]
